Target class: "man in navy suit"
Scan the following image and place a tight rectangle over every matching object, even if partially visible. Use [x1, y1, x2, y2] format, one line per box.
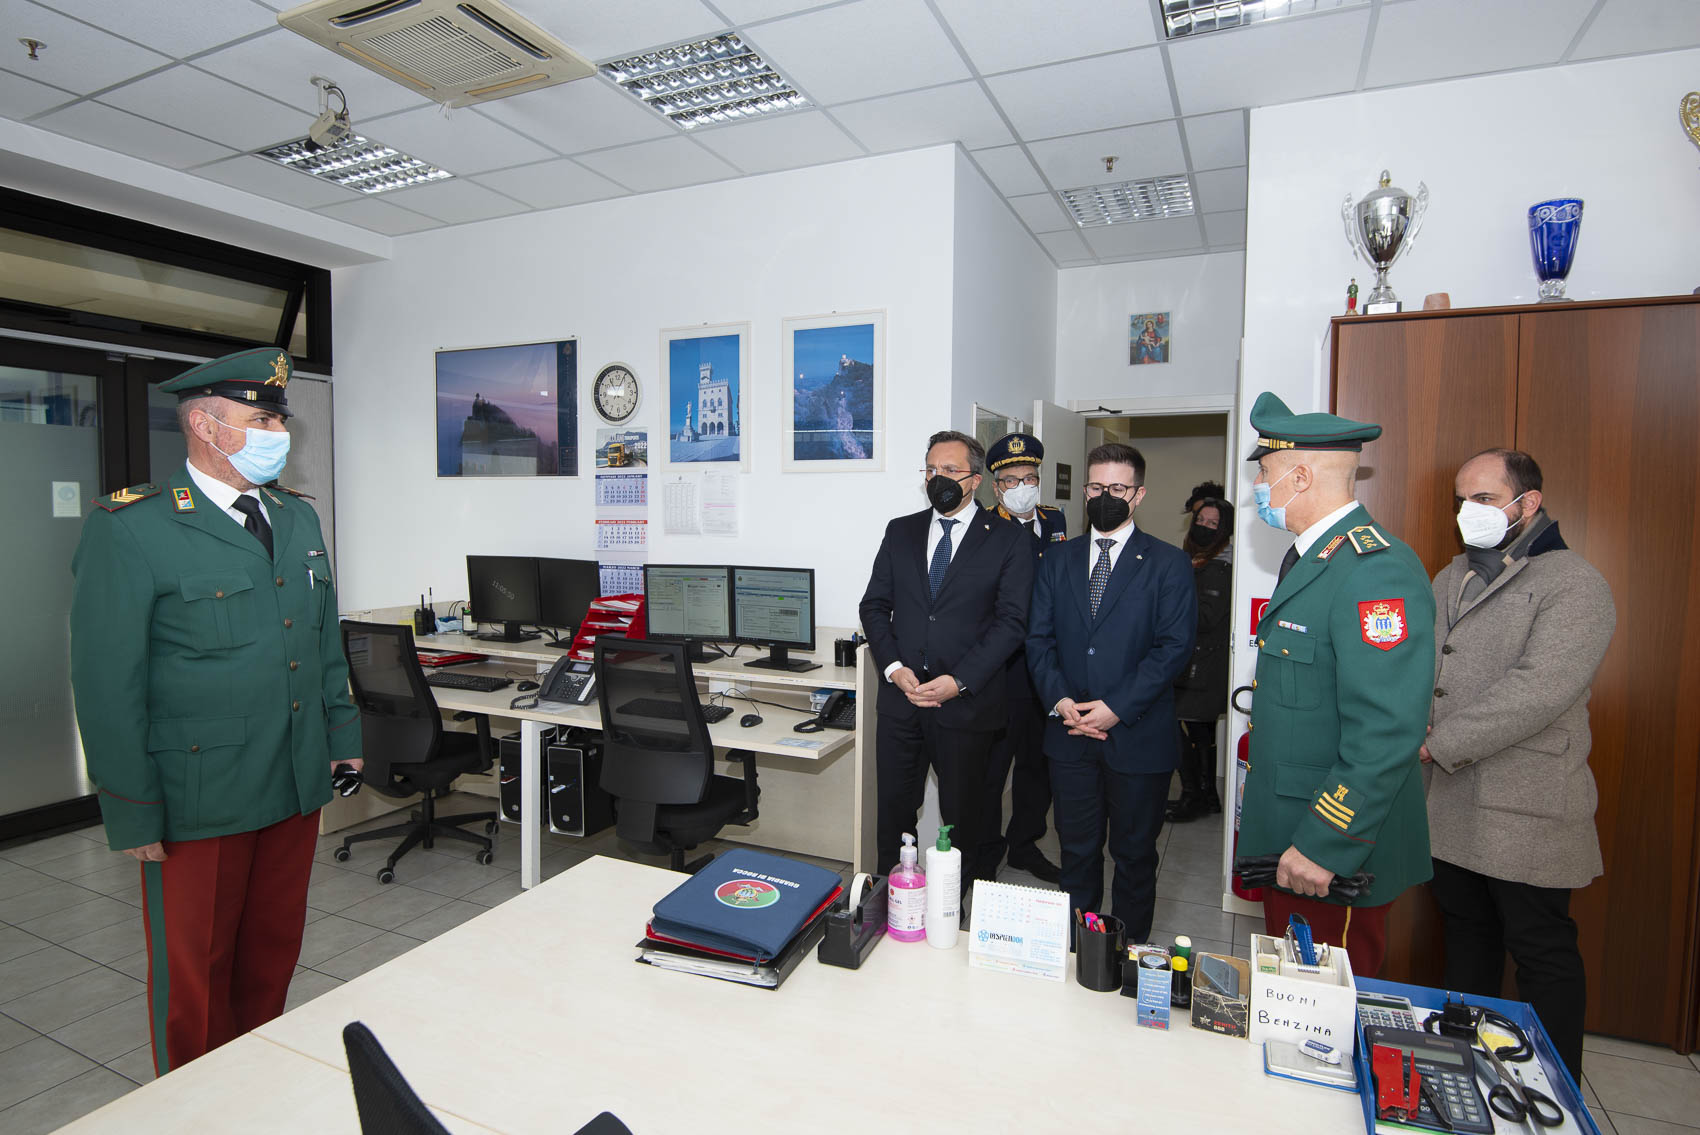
[860, 430, 1033, 896]
[1027, 443, 1196, 939]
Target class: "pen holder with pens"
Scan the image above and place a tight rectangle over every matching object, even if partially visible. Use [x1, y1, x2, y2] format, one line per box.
[1074, 914, 1126, 991]
[817, 873, 888, 970]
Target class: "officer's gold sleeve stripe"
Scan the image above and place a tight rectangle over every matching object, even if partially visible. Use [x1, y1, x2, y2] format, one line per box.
[1318, 795, 1356, 819]
[1315, 797, 1354, 825]
[1312, 804, 1351, 831]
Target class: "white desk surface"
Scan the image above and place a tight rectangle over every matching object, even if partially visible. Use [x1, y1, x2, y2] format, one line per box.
[62, 856, 1369, 1134]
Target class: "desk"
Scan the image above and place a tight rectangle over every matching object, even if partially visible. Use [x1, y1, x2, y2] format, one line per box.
[64, 856, 1367, 1134]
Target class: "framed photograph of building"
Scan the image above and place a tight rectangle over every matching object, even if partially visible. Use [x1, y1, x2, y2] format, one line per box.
[661, 322, 748, 471]
[435, 339, 577, 477]
[782, 310, 885, 473]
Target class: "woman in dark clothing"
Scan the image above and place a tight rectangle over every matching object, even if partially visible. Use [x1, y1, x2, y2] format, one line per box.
[1169, 483, 1234, 822]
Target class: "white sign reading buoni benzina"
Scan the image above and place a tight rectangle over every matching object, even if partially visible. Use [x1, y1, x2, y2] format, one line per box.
[1245, 933, 1359, 1048]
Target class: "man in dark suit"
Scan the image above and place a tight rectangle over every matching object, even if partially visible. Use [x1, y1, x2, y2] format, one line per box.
[1027, 443, 1196, 939]
[859, 430, 1034, 896]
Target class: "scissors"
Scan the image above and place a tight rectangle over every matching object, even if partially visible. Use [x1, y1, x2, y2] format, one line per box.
[1474, 1044, 1564, 1128]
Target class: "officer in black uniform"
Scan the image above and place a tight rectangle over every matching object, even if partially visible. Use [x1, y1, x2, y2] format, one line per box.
[979, 432, 1067, 883]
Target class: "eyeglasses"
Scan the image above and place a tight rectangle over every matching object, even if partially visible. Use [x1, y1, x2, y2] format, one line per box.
[1084, 482, 1142, 499]
[995, 474, 1040, 489]
[922, 465, 974, 479]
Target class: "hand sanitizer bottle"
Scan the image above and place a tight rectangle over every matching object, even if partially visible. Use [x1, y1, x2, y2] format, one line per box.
[926, 824, 962, 949]
[887, 833, 927, 942]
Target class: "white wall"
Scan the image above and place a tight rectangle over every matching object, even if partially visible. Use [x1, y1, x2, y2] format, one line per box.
[331, 147, 964, 628]
[1054, 251, 1245, 405]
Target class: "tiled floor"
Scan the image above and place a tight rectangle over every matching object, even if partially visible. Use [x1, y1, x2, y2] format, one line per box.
[4, 790, 1698, 1133]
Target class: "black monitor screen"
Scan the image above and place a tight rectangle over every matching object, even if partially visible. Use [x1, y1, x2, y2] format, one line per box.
[731, 566, 815, 650]
[538, 557, 602, 630]
[466, 555, 542, 626]
[643, 565, 732, 641]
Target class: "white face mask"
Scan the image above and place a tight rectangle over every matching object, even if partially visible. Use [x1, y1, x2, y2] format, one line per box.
[1456, 493, 1527, 549]
[1001, 483, 1040, 515]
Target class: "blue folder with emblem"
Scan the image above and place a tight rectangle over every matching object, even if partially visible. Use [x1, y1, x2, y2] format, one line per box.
[649, 849, 843, 963]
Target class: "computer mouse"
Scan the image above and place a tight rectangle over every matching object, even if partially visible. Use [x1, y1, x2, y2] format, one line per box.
[516, 680, 540, 692]
[739, 713, 763, 728]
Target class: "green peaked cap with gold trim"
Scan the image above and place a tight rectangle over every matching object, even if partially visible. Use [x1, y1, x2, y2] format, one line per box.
[1245, 391, 1379, 461]
[159, 347, 292, 418]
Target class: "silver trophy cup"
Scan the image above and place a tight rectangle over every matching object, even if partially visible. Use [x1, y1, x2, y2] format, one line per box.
[1342, 170, 1429, 309]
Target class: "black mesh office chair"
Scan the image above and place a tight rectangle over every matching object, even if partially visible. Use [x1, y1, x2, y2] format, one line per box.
[342, 1021, 632, 1135]
[595, 636, 758, 873]
[336, 621, 500, 883]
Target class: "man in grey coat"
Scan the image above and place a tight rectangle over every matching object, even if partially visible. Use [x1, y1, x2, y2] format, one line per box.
[1423, 449, 1615, 1082]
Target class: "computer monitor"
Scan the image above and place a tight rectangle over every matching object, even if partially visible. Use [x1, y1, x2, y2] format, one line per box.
[731, 565, 820, 672]
[642, 565, 732, 662]
[465, 555, 542, 643]
[537, 556, 602, 647]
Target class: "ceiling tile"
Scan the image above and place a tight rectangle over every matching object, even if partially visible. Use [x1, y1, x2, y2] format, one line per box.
[517, 0, 725, 60]
[1082, 216, 1204, 259]
[1573, 0, 1700, 59]
[1193, 165, 1246, 212]
[712, 0, 834, 22]
[968, 145, 1047, 196]
[744, 0, 971, 105]
[983, 48, 1171, 139]
[1038, 229, 1091, 262]
[98, 64, 305, 149]
[1027, 121, 1186, 189]
[352, 104, 555, 175]
[1006, 192, 1071, 233]
[1365, 0, 1595, 88]
[575, 136, 739, 193]
[41, 0, 275, 58]
[831, 81, 1013, 153]
[194, 154, 362, 208]
[0, 1, 170, 95]
[691, 110, 864, 174]
[934, 0, 1158, 74]
[1181, 110, 1245, 170]
[476, 78, 673, 155]
[194, 28, 430, 120]
[314, 197, 440, 236]
[30, 99, 234, 168]
[381, 178, 528, 225]
[1169, 9, 1371, 116]
[1204, 209, 1246, 245]
[472, 159, 625, 210]
[0, 68, 78, 119]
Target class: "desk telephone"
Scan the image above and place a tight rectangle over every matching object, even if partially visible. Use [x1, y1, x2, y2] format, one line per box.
[794, 690, 854, 734]
[510, 658, 596, 710]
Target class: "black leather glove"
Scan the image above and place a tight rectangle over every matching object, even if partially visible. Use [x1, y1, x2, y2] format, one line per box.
[1233, 854, 1374, 902]
[331, 763, 364, 798]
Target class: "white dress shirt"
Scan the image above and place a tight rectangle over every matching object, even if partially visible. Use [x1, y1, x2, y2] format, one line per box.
[186, 459, 270, 529]
[884, 500, 981, 682]
[1294, 500, 1359, 557]
[1085, 519, 1137, 580]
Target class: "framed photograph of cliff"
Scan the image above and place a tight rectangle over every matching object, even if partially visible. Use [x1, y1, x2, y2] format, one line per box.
[435, 339, 577, 477]
[782, 310, 885, 473]
[661, 322, 749, 471]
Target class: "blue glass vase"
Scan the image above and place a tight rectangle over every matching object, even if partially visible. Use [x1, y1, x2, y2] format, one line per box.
[1528, 198, 1583, 302]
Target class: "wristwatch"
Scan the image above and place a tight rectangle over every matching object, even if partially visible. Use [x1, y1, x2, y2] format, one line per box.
[954, 678, 969, 697]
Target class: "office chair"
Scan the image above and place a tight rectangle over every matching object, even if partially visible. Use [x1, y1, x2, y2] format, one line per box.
[336, 621, 500, 883]
[342, 1021, 632, 1135]
[595, 636, 758, 873]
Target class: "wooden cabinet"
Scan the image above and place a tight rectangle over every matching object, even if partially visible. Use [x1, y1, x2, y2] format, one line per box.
[1330, 295, 1700, 1050]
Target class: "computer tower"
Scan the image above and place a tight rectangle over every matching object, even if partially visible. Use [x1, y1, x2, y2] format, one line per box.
[546, 736, 613, 838]
[497, 729, 553, 825]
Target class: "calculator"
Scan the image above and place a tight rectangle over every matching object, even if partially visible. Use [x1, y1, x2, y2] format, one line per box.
[1357, 990, 1419, 1031]
[1364, 1026, 1494, 1135]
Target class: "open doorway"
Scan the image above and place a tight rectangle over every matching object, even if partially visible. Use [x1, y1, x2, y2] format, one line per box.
[1085, 412, 1231, 544]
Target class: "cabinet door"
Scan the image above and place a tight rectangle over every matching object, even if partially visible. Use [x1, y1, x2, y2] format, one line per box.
[1516, 301, 1700, 1048]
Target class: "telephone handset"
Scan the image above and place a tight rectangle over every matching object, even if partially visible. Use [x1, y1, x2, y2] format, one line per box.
[510, 657, 596, 710]
[794, 690, 855, 734]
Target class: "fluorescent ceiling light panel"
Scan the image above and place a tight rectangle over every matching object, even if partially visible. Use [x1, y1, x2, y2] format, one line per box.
[1162, 0, 1368, 39]
[1061, 175, 1195, 227]
[256, 135, 453, 195]
[600, 34, 807, 130]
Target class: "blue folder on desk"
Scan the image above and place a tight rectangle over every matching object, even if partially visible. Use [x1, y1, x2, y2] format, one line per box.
[650, 849, 842, 963]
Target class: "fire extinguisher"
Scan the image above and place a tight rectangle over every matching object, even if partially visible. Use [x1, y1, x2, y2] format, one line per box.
[1229, 684, 1263, 902]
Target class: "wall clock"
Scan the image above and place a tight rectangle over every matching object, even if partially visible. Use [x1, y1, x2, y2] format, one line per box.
[592, 362, 640, 424]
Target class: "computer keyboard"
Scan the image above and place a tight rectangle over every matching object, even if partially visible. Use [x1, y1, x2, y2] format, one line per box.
[424, 672, 513, 692]
[617, 697, 733, 723]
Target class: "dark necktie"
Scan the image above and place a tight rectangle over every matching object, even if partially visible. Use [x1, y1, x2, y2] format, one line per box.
[928, 518, 958, 601]
[1089, 538, 1115, 617]
[231, 495, 273, 559]
[1277, 544, 1300, 585]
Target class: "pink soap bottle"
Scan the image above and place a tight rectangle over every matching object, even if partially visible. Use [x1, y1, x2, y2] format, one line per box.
[887, 833, 927, 942]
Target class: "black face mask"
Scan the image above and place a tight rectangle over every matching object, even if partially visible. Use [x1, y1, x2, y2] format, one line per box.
[1086, 492, 1131, 533]
[1189, 523, 1222, 548]
[926, 473, 967, 513]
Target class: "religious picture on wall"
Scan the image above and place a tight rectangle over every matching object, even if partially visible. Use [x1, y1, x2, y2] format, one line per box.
[782, 310, 885, 473]
[435, 339, 577, 477]
[662, 322, 749, 471]
[1130, 312, 1170, 365]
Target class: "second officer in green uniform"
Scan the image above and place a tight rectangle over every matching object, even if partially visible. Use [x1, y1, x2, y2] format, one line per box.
[1237, 392, 1435, 977]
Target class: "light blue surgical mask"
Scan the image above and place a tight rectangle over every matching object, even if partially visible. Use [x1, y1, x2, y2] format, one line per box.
[1253, 466, 1298, 531]
[208, 412, 291, 484]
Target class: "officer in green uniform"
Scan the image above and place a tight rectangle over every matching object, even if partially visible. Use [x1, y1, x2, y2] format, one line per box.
[69, 347, 362, 1075]
[1237, 392, 1435, 977]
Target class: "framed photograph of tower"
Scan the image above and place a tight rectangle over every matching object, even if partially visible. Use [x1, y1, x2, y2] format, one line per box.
[781, 309, 885, 473]
[660, 322, 749, 471]
[435, 338, 577, 477]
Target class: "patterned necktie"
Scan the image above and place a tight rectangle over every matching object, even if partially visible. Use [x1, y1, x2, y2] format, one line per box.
[1089, 537, 1115, 617]
[1277, 544, 1300, 585]
[231, 495, 273, 558]
[928, 517, 958, 601]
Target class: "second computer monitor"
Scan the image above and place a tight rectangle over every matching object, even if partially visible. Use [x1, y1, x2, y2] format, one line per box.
[465, 555, 542, 643]
[732, 565, 818, 672]
[643, 565, 732, 661]
[538, 557, 603, 644]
